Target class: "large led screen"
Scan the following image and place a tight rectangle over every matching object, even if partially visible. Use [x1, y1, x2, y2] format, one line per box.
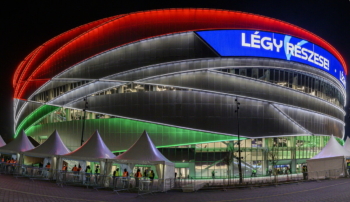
[196, 30, 346, 88]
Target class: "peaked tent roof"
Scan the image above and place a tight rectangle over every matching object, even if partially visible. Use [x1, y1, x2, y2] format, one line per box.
[0, 135, 6, 147]
[0, 130, 35, 154]
[343, 137, 350, 152]
[63, 130, 116, 161]
[24, 130, 70, 157]
[115, 130, 173, 165]
[312, 135, 350, 159]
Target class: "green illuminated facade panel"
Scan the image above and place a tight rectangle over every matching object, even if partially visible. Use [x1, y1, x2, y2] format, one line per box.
[15, 105, 59, 138]
[26, 117, 240, 151]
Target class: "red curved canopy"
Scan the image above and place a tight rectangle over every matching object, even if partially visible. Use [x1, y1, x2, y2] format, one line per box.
[13, 8, 347, 99]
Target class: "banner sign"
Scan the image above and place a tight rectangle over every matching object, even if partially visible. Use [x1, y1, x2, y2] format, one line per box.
[196, 30, 346, 88]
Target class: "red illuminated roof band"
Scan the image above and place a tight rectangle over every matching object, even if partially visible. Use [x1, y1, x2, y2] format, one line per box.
[13, 8, 347, 100]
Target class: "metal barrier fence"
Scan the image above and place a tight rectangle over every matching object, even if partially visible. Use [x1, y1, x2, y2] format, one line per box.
[1, 165, 347, 194]
[56, 171, 110, 189]
[201, 168, 347, 189]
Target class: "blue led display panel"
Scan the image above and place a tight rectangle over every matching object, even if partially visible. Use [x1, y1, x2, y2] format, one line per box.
[196, 30, 346, 88]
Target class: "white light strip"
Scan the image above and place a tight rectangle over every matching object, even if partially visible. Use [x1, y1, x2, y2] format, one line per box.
[26, 56, 345, 110]
[38, 106, 244, 139]
[131, 68, 345, 115]
[15, 100, 50, 125]
[209, 69, 346, 114]
[208, 65, 345, 97]
[274, 103, 345, 126]
[23, 94, 343, 140]
[50, 82, 124, 107]
[54, 32, 192, 79]
[132, 78, 345, 125]
[271, 103, 312, 135]
[14, 101, 29, 123]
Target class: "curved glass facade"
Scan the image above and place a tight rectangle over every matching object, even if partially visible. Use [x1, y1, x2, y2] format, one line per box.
[13, 9, 346, 178]
[217, 68, 344, 107]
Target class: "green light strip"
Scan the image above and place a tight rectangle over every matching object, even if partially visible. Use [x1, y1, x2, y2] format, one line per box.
[335, 137, 344, 146]
[25, 114, 240, 149]
[15, 105, 59, 138]
[112, 138, 242, 153]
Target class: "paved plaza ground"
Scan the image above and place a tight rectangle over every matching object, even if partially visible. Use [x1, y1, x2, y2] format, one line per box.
[0, 174, 349, 202]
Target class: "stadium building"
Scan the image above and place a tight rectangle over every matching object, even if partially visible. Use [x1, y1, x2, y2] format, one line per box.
[13, 9, 347, 178]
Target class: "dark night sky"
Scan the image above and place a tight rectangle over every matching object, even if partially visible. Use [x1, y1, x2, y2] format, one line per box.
[1, 0, 349, 142]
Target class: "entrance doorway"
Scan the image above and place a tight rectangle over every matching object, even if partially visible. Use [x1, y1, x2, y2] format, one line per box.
[175, 167, 189, 179]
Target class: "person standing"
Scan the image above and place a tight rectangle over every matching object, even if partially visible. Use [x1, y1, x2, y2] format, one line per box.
[212, 170, 215, 179]
[251, 169, 257, 177]
[134, 169, 142, 187]
[72, 165, 78, 173]
[148, 170, 154, 182]
[113, 168, 120, 188]
[85, 165, 92, 184]
[62, 164, 67, 171]
[61, 164, 68, 182]
[95, 165, 100, 184]
[123, 168, 129, 177]
[122, 168, 129, 188]
[149, 170, 155, 185]
[72, 165, 78, 181]
[302, 165, 308, 180]
[45, 163, 51, 178]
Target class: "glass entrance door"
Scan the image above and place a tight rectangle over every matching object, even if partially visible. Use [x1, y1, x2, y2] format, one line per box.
[175, 167, 189, 179]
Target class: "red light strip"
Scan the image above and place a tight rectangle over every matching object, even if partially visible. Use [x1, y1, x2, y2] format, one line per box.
[13, 15, 118, 98]
[13, 48, 38, 87]
[14, 8, 347, 99]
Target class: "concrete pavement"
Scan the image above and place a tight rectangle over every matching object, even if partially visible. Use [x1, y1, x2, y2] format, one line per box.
[0, 174, 349, 201]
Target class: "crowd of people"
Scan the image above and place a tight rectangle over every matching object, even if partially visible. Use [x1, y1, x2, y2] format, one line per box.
[60, 163, 156, 188]
[0, 156, 158, 190]
[0, 156, 18, 173]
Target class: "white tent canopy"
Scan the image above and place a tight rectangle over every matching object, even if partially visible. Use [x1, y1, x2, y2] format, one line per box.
[59, 130, 116, 181]
[307, 135, 349, 179]
[0, 135, 6, 147]
[63, 130, 116, 161]
[311, 135, 350, 159]
[343, 137, 350, 152]
[22, 130, 71, 178]
[113, 130, 174, 191]
[0, 130, 34, 154]
[115, 130, 173, 165]
[24, 130, 70, 157]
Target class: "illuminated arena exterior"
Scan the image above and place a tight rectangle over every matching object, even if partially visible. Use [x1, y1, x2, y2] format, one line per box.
[13, 9, 347, 178]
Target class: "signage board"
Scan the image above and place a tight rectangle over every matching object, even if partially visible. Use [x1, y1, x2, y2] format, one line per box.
[196, 30, 346, 88]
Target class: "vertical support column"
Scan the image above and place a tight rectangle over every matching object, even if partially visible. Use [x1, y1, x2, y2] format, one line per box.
[290, 136, 297, 173]
[262, 138, 268, 176]
[189, 162, 195, 179]
[65, 108, 71, 121]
